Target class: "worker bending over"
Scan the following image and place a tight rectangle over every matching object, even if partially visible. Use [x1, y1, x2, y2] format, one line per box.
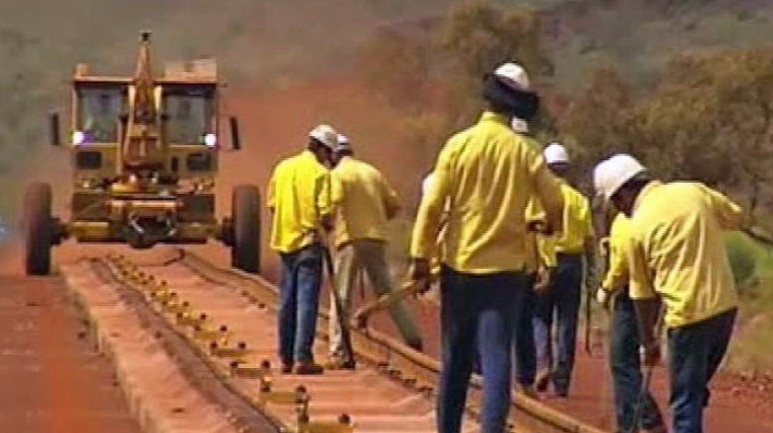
[267, 124, 337, 375]
[327, 134, 422, 369]
[594, 154, 742, 433]
[410, 62, 564, 433]
[596, 211, 666, 433]
[533, 143, 595, 398]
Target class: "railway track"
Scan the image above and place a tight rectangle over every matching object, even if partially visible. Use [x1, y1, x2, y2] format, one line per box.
[60, 248, 609, 433]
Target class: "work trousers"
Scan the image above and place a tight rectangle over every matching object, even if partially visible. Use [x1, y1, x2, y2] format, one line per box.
[667, 308, 737, 433]
[533, 253, 583, 395]
[278, 243, 323, 364]
[513, 273, 537, 387]
[437, 265, 525, 433]
[609, 292, 664, 433]
[329, 239, 421, 359]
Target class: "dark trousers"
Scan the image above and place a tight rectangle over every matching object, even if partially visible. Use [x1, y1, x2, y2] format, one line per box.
[514, 273, 537, 387]
[437, 265, 526, 433]
[610, 292, 664, 433]
[533, 253, 582, 394]
[668, 308, 737, 433]
[278, 243, 323, 364]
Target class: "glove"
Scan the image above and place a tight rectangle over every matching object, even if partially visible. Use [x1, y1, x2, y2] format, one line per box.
[534, 266, 554, 295]
[639, 340, 661, 367]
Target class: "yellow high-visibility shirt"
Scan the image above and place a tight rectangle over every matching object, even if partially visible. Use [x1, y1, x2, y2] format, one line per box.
[267, 150, 333, 253]
[601, 212, 632, 292]
[410, 111, 564, 274]
[553, 181, 594, 254]
[628, 181, 742, 328]
[331, 156, 401, 248]
[525, 198, 557, 273]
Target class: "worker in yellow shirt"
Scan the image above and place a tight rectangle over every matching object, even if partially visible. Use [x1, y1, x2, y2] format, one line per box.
[327, 134, 422, 369]
[596, 212, 666, 433]
[594, 154, 742, 433]
[514, 198, 556, 398]
[533, 142, 595, 398]
[267, 124, 337, 375]
[410, 62, 564, 433]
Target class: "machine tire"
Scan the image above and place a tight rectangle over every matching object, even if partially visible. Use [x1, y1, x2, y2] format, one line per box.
[24, 183, 53, 276]
[231, 185, 260, 274]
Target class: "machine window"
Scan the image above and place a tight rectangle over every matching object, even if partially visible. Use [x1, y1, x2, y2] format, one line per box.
[77, 87, 125, 143]
[164, 87, 214, 145]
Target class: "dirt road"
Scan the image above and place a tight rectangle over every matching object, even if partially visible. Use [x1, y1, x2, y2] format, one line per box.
[0, 275, 140, 433]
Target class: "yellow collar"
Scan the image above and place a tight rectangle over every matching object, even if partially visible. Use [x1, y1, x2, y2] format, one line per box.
[632, 180, 663, 215]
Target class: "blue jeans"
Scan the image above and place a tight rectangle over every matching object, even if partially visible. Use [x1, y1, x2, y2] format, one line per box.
[533, 253, 582, 394]
[437, 265, 526, 433]
[610, 292, 664, 433]
[667, 308, 736, 433]
[278, 243, 323, 364]
[514, 273, 537, 387]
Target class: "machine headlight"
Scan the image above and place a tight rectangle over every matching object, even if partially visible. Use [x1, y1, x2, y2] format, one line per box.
[204, 133, 217, 148]
[72, 130, 86, 145]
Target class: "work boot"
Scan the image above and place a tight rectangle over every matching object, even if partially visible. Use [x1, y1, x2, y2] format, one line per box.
[280, 361, 294, 374]
[325, 356, 356, 370]
[294, 361, 324, 375]
[535, 369, 551, 393]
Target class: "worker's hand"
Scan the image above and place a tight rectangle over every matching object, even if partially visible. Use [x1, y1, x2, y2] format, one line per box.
[534, 266, 554, 295]
[595, 288, 612, 311]
[409, 258, 432, 294]
[640, 340, 661, 367]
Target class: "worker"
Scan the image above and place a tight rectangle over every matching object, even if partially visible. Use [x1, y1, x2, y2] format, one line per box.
[533, 142, 595, 398]
[267, 124, 338, 375]
[593, 154, 741, 433]
[85, 92, 118, 142]
[515, 198, 556, 398]
[327, 133, 422, 369]
[410, 62, 564, 433]
[596, 211, 666, 433]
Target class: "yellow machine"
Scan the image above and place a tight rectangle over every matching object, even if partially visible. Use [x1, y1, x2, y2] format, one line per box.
[24, 31, 260, 275]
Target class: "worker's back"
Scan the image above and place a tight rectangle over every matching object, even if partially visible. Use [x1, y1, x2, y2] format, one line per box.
[332, 156, 400, 247]
[629, 181, 740, 327]
[267, 150, 330, 253]
[414, 111, 563, 274]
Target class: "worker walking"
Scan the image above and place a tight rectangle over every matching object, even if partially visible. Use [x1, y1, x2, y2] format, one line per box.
[595, 212, 666, 433]
[533, 143, 595, 398]
[410, 62, 564, 433]
[515, 199, 556, 398]
[327, 134, 423, 369]
[594, 154, 742, 433]
[267, 124, 338, 375]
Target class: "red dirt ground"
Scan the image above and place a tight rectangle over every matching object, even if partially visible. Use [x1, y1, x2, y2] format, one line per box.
[0, 275, 140, 433]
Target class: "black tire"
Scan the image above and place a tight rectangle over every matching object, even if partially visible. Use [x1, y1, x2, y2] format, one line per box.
[24, 183, 53, 276]
[231, 185, 260, 274]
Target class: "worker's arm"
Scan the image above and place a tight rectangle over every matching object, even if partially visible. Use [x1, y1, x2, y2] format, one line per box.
[529, 152, 564, 233]
[410, 146, 453, 285]
[627, 232, 661, 365]
[266, 169, 277, 213]
[381, 175, 402, 221]
[317, 169, 335, 232]
[582, 199, 597, 289]
[699, 184, 745, 230]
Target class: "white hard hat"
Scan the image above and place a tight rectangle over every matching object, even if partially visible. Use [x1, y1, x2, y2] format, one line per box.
[543, 142, 570, 164]
[494, 62, 531, 92]
[421, 172, 435, 196]
[335, 133, 351, 152]
[593, 154, 647, 200]
[309, 124, 338, 150]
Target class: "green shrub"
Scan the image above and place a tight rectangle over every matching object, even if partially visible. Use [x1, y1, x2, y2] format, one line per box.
[726, 234, 758, 291]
